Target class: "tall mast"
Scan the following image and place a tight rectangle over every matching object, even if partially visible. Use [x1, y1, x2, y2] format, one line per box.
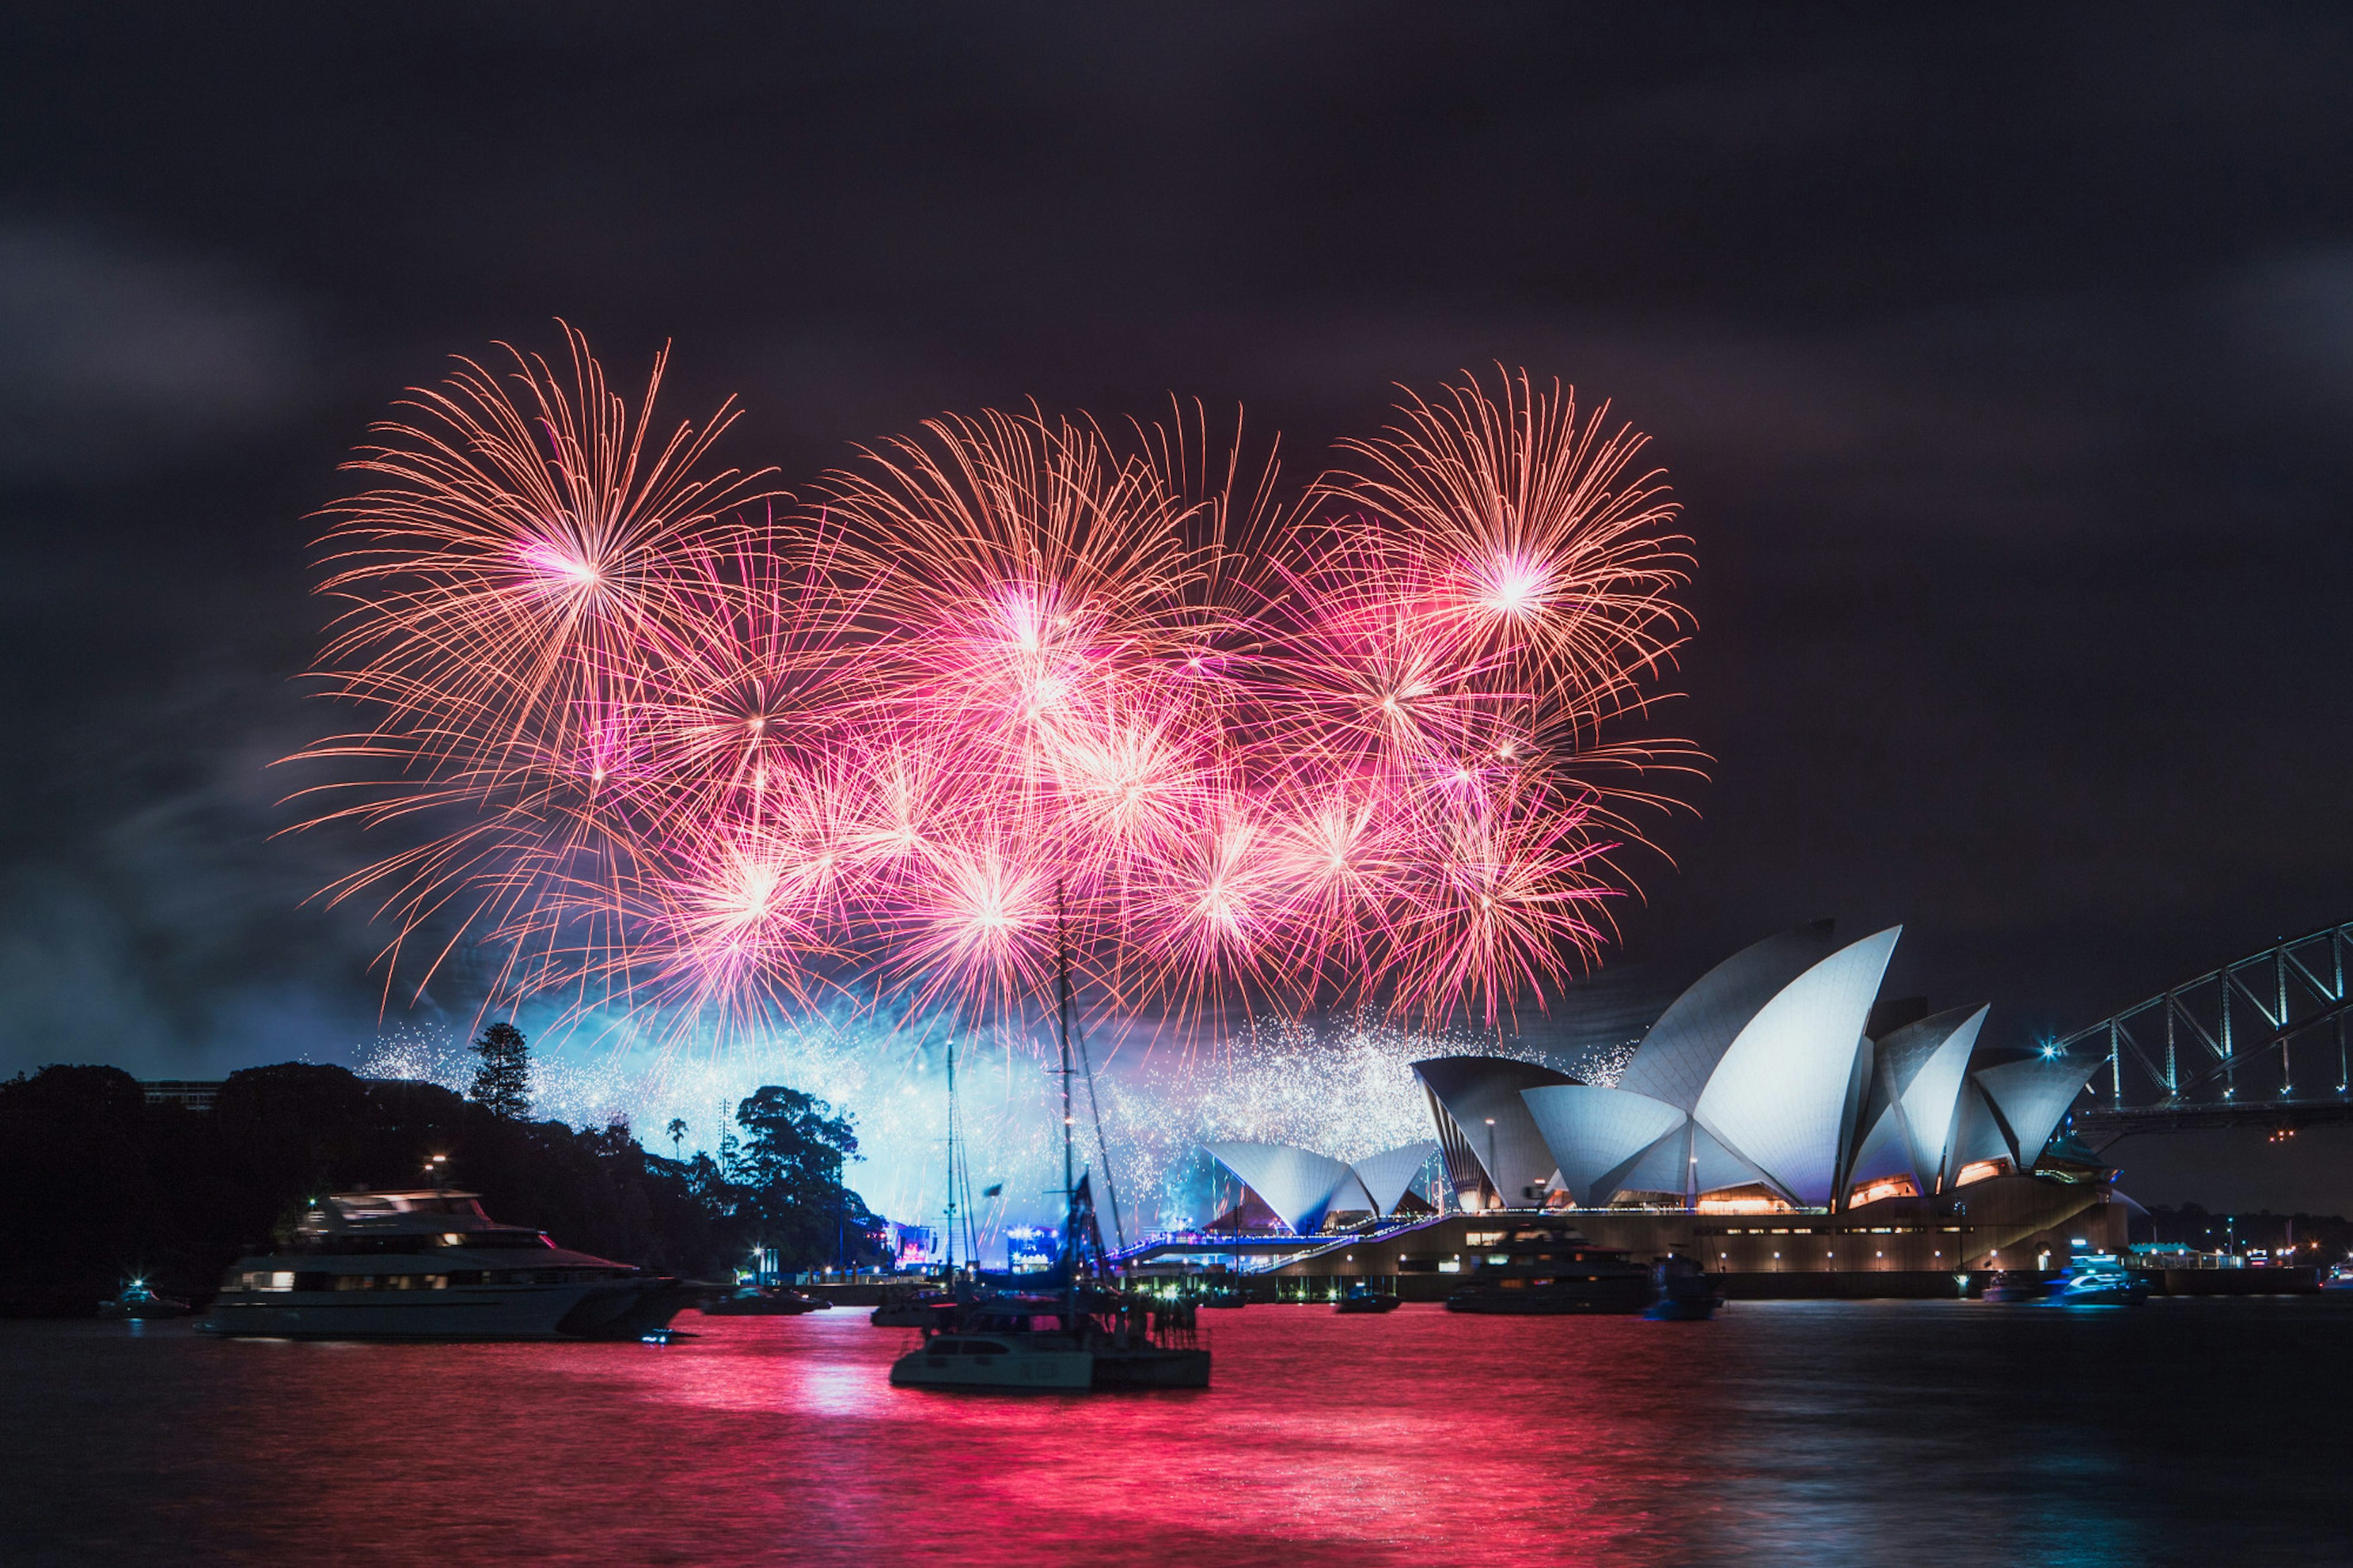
[1056, 879, 1077, 1286]
[944, 1035, 958, 1279]
[1057, 886, 1075, 1209]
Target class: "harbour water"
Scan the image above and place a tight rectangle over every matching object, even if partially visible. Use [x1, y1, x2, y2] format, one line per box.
[3, 1297, 2347, 1566]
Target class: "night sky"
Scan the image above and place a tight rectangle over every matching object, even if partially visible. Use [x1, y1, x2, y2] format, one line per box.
[6, 7, 2352, 1206]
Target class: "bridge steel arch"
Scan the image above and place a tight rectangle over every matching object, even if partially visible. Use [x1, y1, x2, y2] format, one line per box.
[2063, 919, 2353, 1145]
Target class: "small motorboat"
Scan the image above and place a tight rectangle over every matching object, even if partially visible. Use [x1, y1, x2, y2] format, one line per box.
[1980, 1270, 2048, 1303]
[99, 1279, 192, 1320]
[870, 1286, 976, 1328]
[1643, 1255, 1725, 1321]
[2321, 1265, 2353, 1292]
[1335, 1283, 1400, 1314]
[700, 1284, 830, 1316]
[2045, 1255, 2148, 1307]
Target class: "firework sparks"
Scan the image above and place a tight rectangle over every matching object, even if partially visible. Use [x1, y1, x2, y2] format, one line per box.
[354, 1010, 1544, 1248]
[290, 335, 1694, 1043]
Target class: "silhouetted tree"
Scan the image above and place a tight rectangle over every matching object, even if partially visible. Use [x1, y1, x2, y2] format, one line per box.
[0, 1061, 752, 1314]
[666, 1116, 688, 1160]
[467, 1022, 532, 1118]
[724, 1086, 879, 1266]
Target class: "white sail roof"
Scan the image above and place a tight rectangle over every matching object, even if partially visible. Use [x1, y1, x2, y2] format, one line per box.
[1520, 1085, 1684, 1208]
[1693, 926, 1901, 1206]
[1847, 1004, 1990, 1192]
[1411, 1056, 1578, 1205]
[1596, 1119, 1767, 1203]
[1972, 1050, 2103, 1173]
[1886, 1004, 1988, 1181]
[1616, 921, 1841, 1112]
[1202, 1143, 1371, 1235]
[1605, 1124, 1691, 1199]
[1845, 1100, 1915, 1188]
[1686, 1123, 1768, 1196]
[1348, 1141, 1439, 1216]
[1942, 1080, 2015, 1183]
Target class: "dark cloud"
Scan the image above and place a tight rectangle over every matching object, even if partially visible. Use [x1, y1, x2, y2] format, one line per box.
[3, 4, 2352, 1206]
[0, 660, 408, 1076]
[0, 222, 310, 479]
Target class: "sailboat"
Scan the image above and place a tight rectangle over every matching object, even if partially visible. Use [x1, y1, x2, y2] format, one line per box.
[870, 1029, 988, 1329]
[887, 911, 1211, 1392]
[886, 1172, 1208, 1390]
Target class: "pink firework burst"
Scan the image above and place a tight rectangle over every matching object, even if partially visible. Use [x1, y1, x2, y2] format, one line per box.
[287, 332, 1696, 1045]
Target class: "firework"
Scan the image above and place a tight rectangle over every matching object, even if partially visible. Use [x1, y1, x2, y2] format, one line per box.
[290, 335, 1694, 1043]
[1317, 366, 1691, 744]
[353, 1010, 1522, 1247]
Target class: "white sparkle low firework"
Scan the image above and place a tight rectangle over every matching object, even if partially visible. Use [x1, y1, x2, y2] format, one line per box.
[355, 1012, 1586, 1255]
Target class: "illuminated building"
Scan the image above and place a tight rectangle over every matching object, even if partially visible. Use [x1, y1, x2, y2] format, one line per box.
[1490, 923, 2101, 1213]
[1201, 1141, 1438, 1235]
[1005, 1226, 1059, 1274]
[1411, 1056, 1579, 1210]
[1146, 922, 2129, 1297]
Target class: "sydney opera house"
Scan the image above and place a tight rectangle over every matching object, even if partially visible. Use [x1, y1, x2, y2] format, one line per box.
[1162, 922, 2127, 1297]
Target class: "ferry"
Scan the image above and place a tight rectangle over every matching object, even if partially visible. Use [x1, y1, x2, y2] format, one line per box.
[199, 1189, 697, 1340]
[1443, 1221, 1653, 1314]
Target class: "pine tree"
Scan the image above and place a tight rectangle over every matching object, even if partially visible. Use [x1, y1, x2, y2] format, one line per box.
[467, 1022, 532, 1118]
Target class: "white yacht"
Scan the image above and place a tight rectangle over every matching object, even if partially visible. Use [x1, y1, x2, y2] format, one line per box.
[199, 1189, 697, 1340]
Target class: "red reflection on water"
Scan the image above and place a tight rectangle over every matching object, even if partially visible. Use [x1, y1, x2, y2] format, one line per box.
[31, 1297, 2353, 1563]
[125, 1306, 1735, 1565]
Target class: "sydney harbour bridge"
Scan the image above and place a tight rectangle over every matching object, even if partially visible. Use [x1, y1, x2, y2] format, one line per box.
[2062, 919, 2353, 1148]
